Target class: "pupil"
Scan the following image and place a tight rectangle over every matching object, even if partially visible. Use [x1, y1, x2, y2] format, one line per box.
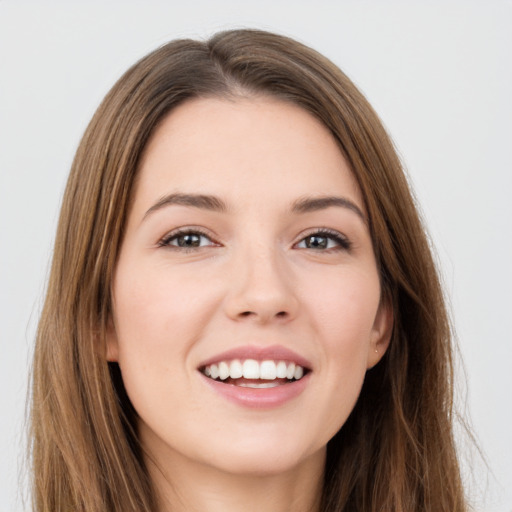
[178, 234, 200, 247]
[307, 235, 327, 248]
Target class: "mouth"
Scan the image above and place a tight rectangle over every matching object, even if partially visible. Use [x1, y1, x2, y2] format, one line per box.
[200, 359, 309, 388]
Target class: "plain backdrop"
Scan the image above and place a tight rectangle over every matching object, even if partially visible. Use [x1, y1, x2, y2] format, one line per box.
[1, 1, 511, 511]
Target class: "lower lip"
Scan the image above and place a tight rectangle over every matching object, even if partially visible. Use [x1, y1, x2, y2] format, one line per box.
[199, 373, 311, 409]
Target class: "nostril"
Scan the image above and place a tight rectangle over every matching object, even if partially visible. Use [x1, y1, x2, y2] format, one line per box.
[237, 310, 288, 320]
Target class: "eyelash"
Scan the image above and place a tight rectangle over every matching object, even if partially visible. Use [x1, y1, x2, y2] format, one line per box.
[157, 227, 351, 252]
[158, 227, 217, 252]
[296, 228, 352, 251]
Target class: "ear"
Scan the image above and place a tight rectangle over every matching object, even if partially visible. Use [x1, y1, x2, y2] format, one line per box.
[105, 316, 120, 362]
[366, 298, 393, 369]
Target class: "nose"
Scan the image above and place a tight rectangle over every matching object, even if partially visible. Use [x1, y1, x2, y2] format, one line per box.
[223, 246, 299, 325]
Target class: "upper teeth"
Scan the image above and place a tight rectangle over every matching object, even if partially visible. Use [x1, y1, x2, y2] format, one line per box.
[202, 359, 305, 381]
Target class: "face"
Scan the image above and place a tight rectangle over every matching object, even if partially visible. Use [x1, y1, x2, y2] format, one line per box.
[108, 97, 392, 477]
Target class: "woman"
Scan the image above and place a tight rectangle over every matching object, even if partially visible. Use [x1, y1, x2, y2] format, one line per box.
[30, 29, 467, 511]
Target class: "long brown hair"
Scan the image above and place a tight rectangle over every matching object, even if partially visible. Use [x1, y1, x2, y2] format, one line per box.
[30, 29, 467, 511]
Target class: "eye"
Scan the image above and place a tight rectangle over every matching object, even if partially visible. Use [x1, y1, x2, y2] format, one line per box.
[158, 229, 218, 250]
[295, 229, 351, 251]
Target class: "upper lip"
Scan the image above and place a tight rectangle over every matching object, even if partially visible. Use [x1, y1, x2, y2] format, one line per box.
[198, 345, 312, 370]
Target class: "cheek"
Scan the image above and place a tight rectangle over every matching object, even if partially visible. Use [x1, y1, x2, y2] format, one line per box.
[113, 261, 218, 350]
[309, 267, 381, 349]
[111, 262, 217, 421]
[303, 268, 381, 425]
[110, 262, 222, 403]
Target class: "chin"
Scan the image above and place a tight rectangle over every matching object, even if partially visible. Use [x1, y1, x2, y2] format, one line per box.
[202, 439, 326, 477]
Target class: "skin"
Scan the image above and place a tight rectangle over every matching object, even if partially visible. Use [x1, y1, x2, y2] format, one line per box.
[107, 96, 392, 512]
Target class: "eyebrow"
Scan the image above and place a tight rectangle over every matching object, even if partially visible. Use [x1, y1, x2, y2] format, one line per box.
[143, 193, 227, 220]
[143, 192, 366, 223]
[291, 195, 367, 223]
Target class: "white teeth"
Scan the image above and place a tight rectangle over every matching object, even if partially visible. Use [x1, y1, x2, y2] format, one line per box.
[238, 381, 281, 388]
[229, 360, 243, 379]
[276, 361, 288, 378]
[218, 361, 230, 380]
[260, 360, 277, 380]
[210, 364, 219, 379]
[286, 363, 296, 380]
[242, 359, 260, 379]
[202, 359, 307, 383]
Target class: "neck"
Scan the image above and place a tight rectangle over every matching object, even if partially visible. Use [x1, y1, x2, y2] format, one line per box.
[145, 444, 325, 512]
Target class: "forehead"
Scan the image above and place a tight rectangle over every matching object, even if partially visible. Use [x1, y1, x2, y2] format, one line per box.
[134, 97, 364, 214]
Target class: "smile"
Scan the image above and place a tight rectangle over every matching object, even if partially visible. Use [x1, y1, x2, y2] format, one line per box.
[197, 345, 312, 407]
[201, 359, 306, 387]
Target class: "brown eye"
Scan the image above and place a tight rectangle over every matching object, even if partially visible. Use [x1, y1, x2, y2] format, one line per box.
[159, 229, 216, 250]
[304, 235, 329, 249]
[296, 230, 351, 251]
[175, 233, 203, 247]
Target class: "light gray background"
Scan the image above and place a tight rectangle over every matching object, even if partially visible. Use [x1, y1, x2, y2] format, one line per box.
[1, 1, 511, 511]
